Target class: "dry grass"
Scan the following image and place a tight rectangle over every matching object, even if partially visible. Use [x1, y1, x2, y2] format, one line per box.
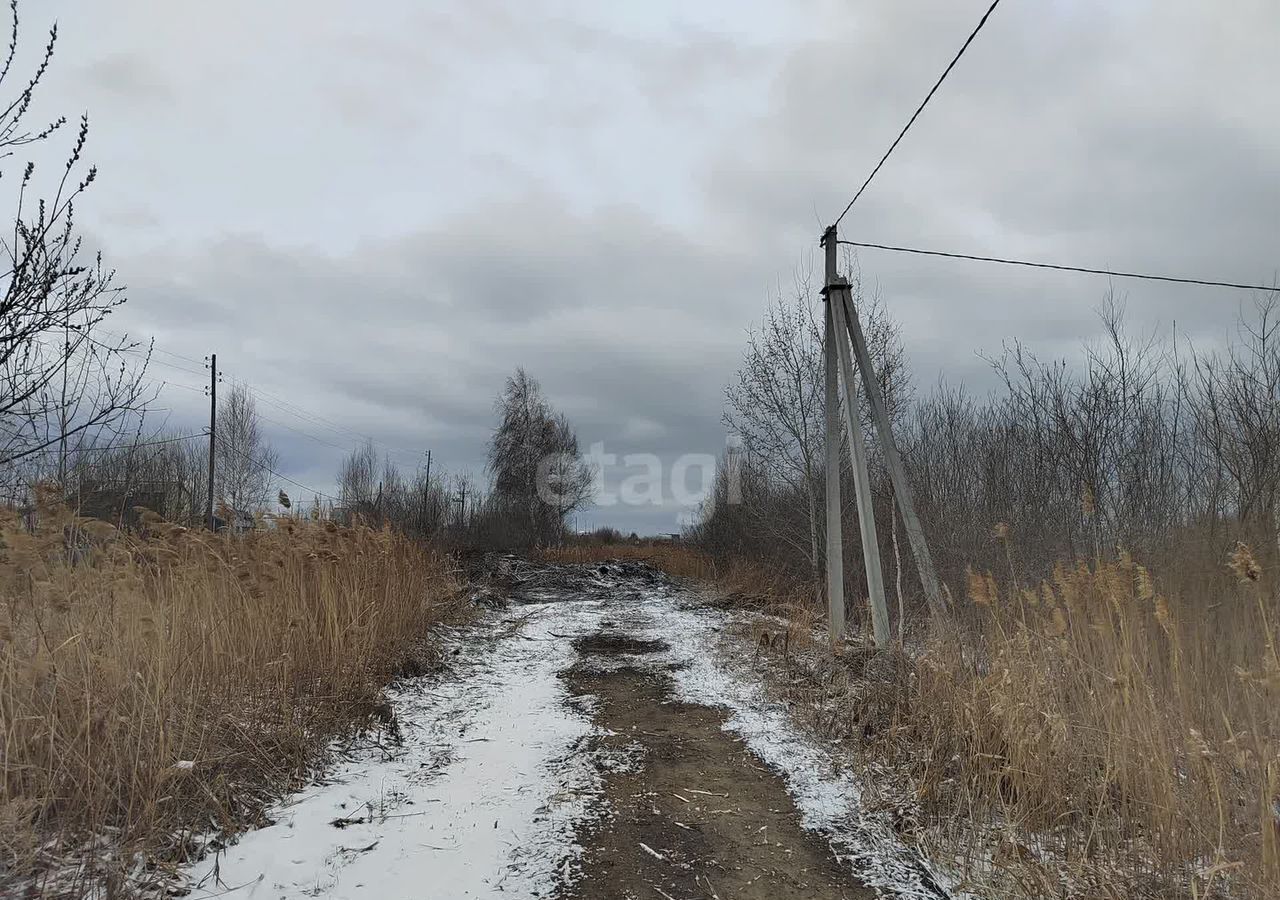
[872, 544, 1280, 898]
[568, 536, 1280, 897]
[0, 488, 463, 895]
[761, 539, 1280, 899]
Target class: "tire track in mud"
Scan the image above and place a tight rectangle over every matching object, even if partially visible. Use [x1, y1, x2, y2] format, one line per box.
[176, 559, 957, 900]
[561, 627, 875, 899]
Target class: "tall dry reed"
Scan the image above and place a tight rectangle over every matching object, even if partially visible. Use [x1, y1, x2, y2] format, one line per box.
[0, 488, 461, 894]
[836, 538, 1280, 898]
[592, 532, 1280, 896]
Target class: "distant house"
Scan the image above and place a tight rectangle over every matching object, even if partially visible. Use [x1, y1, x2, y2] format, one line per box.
[77, 481, 170, 531]
[213, 507, 256, 533]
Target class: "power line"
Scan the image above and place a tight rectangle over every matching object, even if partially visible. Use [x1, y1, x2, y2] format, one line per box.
[103, 333, 420, 463]
[835, 239, 1280, 293]
[75, 432, 206, 453]
[236, 380, 366, 444]
[833, 0, 1003, 228]
[83, 330, 428, 474]
[256, 411, 354, 454]
[153, 380, 207, 395]
[231, 377, 422, 463]
[96, 327, 208, 369]
[28, 432, 206, 458]
[93, 341, 209, 392]
[217, 439, 343, 503]
[107, 343, 208, 381]
[147, 356, 210, 380]
[150, 345, 208, 369]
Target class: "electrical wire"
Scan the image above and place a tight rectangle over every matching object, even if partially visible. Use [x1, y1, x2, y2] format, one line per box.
[154, 380, 207, 395]
[232, 377, 423, 463]
[16, 431, 206, 461]
[96, 327, 208, 369]
[256, 411, 355, 454]
[99, 333, 421, 463]
[146, 356, 210, 380]
[235, 380, 368, 443]
[835, 239, 1279, 292]
[833, 0, 1003, 227]
[63, 432, 206, 454]
[216, 439, 343, 503]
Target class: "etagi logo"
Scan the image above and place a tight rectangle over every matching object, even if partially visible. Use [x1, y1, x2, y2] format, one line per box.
[535, 438, 743, 508]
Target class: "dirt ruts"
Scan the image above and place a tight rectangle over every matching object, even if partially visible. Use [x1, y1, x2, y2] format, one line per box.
[561, 628, 875, 900]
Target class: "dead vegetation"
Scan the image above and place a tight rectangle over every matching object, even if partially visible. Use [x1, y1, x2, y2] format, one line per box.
[652, 274, 1280, 897]
[556, 538, 1280, 897]
[848, 543, 1280, 899]
[0, 486, 463, 895]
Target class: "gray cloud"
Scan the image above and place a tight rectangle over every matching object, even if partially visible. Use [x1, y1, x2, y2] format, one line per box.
[19, 0, 1280, 532]
[79, 53, 174, 104]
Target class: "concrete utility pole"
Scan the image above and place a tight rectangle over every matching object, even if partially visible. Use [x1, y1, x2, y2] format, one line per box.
[206, 353, 217, 532]
[839, 291, 949, 620]
[423, 449, 433, 524]
[822, 228, 845, 644]
[830, 275, 890, 647]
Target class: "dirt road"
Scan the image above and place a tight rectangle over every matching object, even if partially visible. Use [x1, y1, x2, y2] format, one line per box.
[179, 561, 955, 900]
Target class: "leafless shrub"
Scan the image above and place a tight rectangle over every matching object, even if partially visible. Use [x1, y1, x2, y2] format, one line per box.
[695, 278, 1280, 896]
[0, 2, 152, 493]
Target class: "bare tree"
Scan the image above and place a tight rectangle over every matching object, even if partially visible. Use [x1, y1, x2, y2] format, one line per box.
[336, 440, 451, 534]
[1189, 296, 1280, 527]
[487, 368, 593, 546]
[215, 383, 276, 515]
[338, 439, 380, 512]
[0, 3, 152, 489]
[723, 265, 826, 576]
[721, 256, 910, 580]
[536, 412, 595, 530]
[700, 282, 1280, 618]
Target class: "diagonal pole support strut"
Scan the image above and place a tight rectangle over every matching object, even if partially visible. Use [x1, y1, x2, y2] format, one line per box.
[829, 275, 891, 648]
[838, 289, 949, 621]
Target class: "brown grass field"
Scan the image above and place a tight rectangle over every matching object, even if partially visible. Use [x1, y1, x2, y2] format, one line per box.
[0, 488, 463, 894]
[5, 509, 1277, 897]
[551, 539, 1280, 898]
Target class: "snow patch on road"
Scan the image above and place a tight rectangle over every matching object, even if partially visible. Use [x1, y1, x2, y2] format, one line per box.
[177, 561, 972, 900]
[617, 581, 969, 900]
[181, 601, 608, 900]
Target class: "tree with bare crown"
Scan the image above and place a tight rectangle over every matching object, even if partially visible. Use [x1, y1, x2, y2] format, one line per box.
[0, 1, 153, 494]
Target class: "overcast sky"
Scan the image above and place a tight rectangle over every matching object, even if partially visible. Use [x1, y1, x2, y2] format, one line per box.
[17, 0, 1280, 533]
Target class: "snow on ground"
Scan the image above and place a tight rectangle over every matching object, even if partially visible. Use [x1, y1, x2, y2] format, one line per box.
[623, 586, 964, 899]
[181, 601, 610, 900]
[179, 563, 966, 899]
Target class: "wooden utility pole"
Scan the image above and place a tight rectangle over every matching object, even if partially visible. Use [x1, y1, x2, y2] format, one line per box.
[455, 483, 467, 527]
[206, 353, 217, 531]
[822, 228, 845, 643]
[839, 290, 948, 620]
[830, 274, 890, 647]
